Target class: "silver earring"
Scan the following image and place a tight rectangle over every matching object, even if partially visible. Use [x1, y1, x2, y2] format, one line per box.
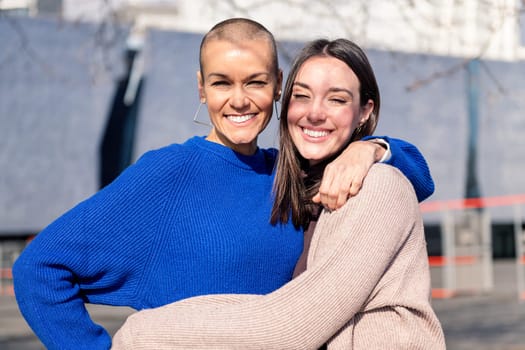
[193, 101, 211, 127]
[274, 100, 280, 120]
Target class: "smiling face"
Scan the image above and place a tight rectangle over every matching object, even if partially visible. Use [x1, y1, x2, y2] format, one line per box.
[198, 38, 281, 155]
[287, 56, 374, 165]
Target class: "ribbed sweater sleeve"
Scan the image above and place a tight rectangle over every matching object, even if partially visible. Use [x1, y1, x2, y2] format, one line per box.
[363, 135, 435, 202]
[112, 164, 445, 349]
[12, 147, 195, 349]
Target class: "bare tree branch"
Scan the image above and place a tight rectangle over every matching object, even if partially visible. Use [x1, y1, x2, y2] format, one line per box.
[405, 59, 467, 92]
[479, 60, 508, 95]
[0, 12, 57, 77]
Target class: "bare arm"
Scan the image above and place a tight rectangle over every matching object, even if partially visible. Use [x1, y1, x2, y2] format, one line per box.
[112, 165, 424, 350]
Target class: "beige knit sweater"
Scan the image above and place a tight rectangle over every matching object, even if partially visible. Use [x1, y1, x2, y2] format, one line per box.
[112, 164, 445, 349]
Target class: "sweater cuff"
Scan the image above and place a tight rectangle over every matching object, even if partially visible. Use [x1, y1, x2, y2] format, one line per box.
[369, 138, 392, 163]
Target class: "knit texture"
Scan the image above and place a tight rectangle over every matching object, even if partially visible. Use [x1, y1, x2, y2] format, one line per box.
[13, 136, 304, 350]
[112, 164, 445, 350]
[363, 135, 434, 202]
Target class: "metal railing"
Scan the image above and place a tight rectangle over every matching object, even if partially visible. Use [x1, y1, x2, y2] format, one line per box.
[421, 194, 525, 301]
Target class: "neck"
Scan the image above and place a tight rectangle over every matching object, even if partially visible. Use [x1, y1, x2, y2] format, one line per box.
[206, 133, 258, 156]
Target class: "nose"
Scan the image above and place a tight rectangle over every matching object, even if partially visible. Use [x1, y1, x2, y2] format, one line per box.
[306, 100, 326, 123]
[230, 86, 250, 109]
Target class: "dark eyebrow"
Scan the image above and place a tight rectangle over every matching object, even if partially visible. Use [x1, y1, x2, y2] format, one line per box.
[293, 81, 354, 97]
[207, 72, 271, 80]
[246, 72, 271, 80]
[328, 87, 354, 98]
[293, 81, 309, 89]
[207, 73, 228, 80]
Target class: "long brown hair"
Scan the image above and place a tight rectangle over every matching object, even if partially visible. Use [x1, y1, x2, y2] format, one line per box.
[270, 38, 381, 229]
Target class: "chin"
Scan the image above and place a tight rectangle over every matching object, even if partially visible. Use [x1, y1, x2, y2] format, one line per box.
[299, 153, 324, 165]
[231, 135, 258, 145]
[301, 149, 328, 160]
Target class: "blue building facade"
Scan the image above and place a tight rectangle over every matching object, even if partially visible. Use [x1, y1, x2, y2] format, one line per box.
[2, 16, 525, 279]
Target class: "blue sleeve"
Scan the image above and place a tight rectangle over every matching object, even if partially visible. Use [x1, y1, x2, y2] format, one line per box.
[363, 135, 435, 202]
[13, 202, 126, 349]
[12, 150, 168, 350]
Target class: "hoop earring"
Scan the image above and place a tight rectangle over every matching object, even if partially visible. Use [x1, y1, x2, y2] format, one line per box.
[274, 100, 280, 120]
[193, 102, 211, 127]
[352, 125, 363, 138]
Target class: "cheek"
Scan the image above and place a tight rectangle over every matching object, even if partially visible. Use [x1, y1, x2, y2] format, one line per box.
[204, 92, 226, 112]
[286, 102, 305, 125]
[253, 91, 276, 114]
[334, 110, 359, 139]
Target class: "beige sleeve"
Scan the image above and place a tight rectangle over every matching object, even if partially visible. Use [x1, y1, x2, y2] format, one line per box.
[112, 164, 421, 350]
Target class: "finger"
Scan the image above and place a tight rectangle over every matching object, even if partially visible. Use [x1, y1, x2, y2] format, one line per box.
[312, 193, 321, 204]
[318, 164, 335, 195]
[318, 169, 336, 208]
[321, 189, 339, 211]
[334, 189, 350, 209]
[348, 178, 364, 197]
[324, 171, 354, 207]
[319, 192, 333, 211]
[325, 177, 346, 209]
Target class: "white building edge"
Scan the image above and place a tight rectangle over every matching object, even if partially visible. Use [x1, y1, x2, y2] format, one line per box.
[3, 0, 525, 61]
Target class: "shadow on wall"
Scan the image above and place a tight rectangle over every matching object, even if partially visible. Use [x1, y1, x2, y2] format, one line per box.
[99, 47, 144, 188]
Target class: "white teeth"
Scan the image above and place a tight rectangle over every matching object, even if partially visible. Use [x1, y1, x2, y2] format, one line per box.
[227, 114, 256, 123]
[302, 128, 329, 138]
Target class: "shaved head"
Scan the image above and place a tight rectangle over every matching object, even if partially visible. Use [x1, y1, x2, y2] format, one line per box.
[199, 18, 279, 78]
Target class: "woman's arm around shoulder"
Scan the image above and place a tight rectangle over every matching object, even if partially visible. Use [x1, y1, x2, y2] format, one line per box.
[112, 164, 432, 350]
[363, 136, 434, 202]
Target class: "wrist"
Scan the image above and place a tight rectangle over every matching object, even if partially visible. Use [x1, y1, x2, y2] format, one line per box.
[368, 138, 391, 163]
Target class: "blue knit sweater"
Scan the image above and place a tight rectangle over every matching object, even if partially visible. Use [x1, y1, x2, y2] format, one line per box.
[13, 136, 433, 349]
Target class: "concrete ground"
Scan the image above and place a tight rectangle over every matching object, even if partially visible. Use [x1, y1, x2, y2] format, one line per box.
[431, 259, 525, 350]
[1, 260, 524, 349]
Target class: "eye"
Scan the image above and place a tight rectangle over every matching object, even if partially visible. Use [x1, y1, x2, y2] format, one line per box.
[248, 80, 268, 87]
[292, 93, 309, 100]
[330, 97, 347, 104]
[210, 80, 229, 87]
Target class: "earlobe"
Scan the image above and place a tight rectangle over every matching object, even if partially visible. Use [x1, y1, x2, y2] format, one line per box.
[275, 69, 283, 101]
[196, 71, 205, 102]
[361, 100, 374, 124]
[359, 114, 370, 128]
